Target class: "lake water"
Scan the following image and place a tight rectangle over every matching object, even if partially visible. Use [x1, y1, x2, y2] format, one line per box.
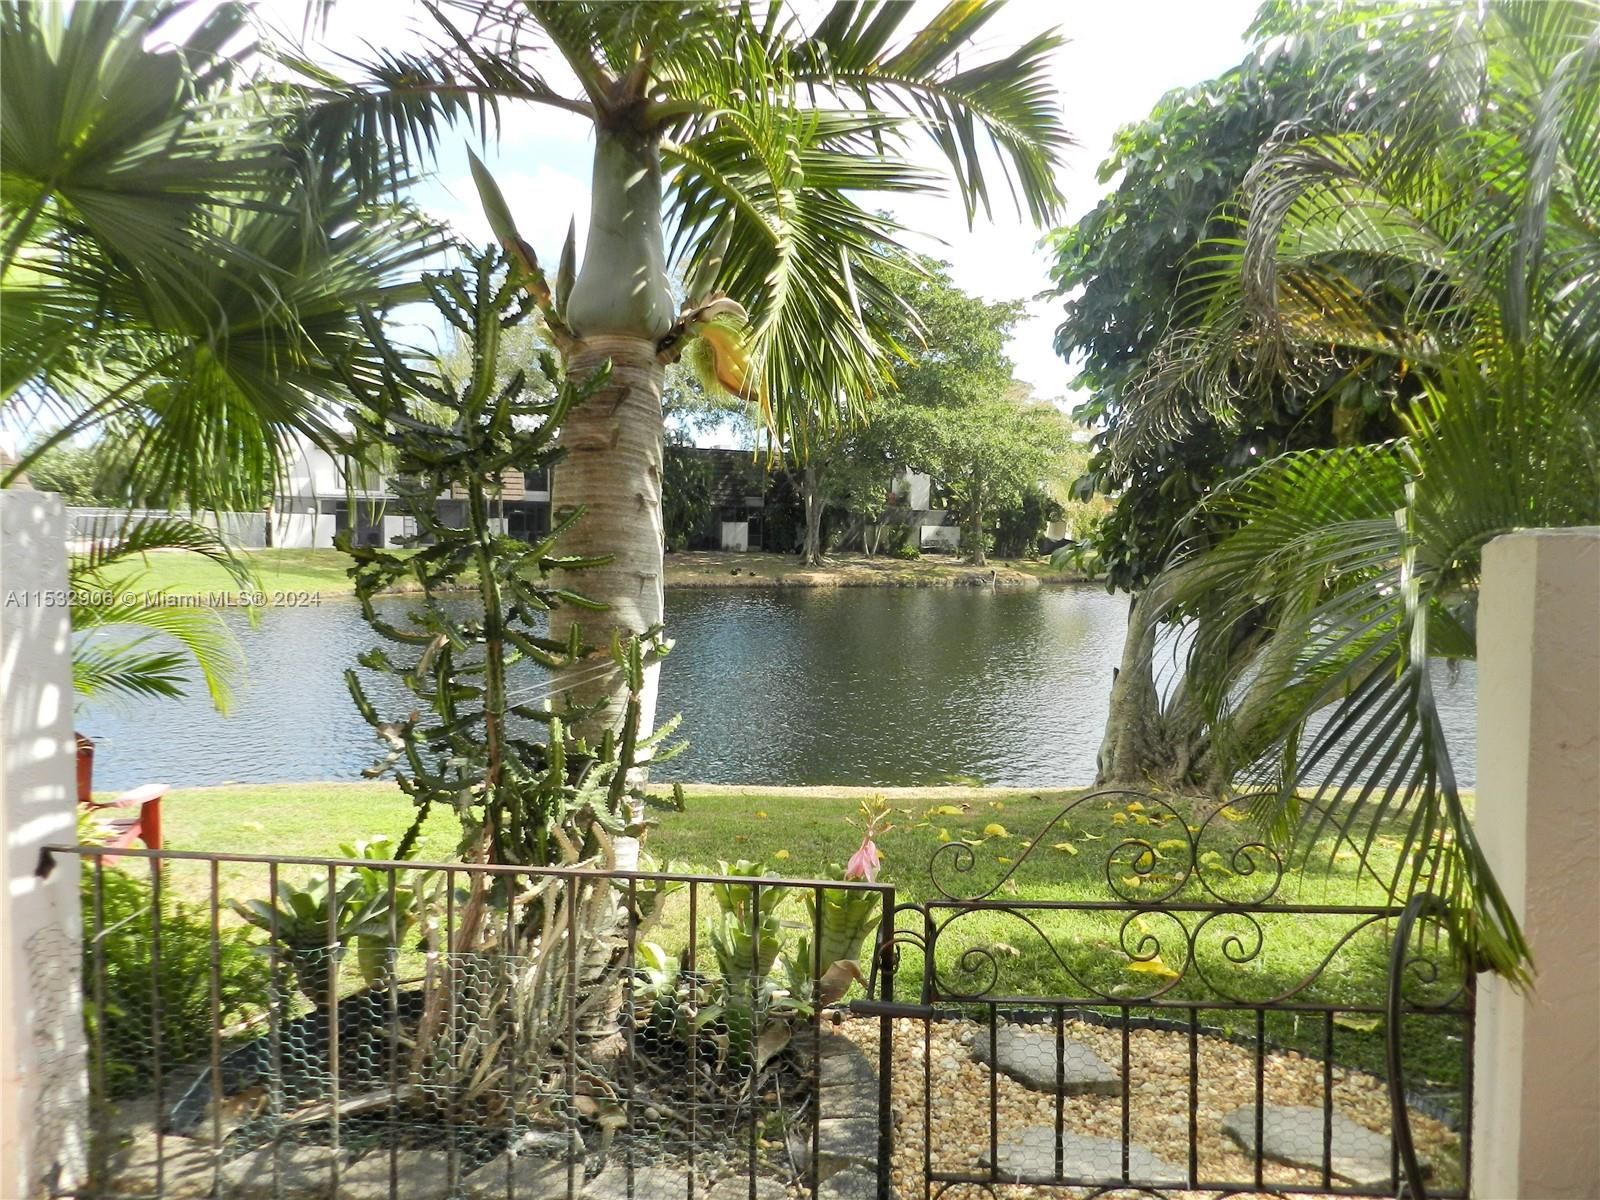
[78, 586, 1478, 791]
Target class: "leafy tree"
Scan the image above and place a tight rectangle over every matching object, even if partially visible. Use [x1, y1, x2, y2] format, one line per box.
[993, 485, 1064, 560]
[661, 445, 715, 551]
[18, 442, 113, 506]
[881, 385, 1075, 565]
[291, 0, 1070, 741]
[1046, 9, 1414, 785]
[1110, 0, 1600, 976]
[857, 259, 1072, 564]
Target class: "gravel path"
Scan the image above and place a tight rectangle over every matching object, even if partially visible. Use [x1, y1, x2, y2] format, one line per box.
[830, 1015, 1463, 1199]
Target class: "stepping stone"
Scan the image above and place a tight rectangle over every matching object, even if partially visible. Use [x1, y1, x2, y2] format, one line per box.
[217, 1144, 348, 1198]
[788, 1117, 882, 1182]
[340, 1149, 456, 1200]
[463, 1148, 574, 1200]
[969, 1025, 1120, 1095]
[817, 1165, 894, 1199]
[583, 1165, 694, 1199]
[817, 1049, 878, 1092]
[980, 1126, 1183, 1185]
[1221, 1103, 1411, 1188]
[706, 1177, 788, 1200]
[818, 1079, 880, 1120]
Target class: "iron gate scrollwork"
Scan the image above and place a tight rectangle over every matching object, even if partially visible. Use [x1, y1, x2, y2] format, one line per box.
[856, 789, 1476, 1200]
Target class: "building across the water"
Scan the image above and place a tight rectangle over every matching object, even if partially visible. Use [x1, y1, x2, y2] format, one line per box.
[269, 437, 552, 549]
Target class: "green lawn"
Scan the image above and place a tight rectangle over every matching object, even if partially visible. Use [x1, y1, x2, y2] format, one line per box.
[121, 782, 1465, 1095]
[104, 547, 377, 599]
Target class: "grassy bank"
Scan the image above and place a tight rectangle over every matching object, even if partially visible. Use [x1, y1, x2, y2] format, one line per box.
[110, 781, 1463, 1092]
[103, 547, 1087, 604]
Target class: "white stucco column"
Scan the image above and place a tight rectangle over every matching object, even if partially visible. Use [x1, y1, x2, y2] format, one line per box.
[1472, 527, 1600, 1199]
[0, 490, 87, 1198]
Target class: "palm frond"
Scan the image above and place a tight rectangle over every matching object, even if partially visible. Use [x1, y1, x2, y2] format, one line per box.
[786, 0, 1071, 224]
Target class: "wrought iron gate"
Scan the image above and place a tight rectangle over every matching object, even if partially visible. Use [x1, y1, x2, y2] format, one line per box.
[854, 790, 1475, 1200]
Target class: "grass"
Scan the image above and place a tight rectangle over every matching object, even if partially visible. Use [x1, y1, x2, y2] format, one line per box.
[101, 547, 1089, 604]
[116, 782, 1468, 1097]
[104, 548, 375, 600]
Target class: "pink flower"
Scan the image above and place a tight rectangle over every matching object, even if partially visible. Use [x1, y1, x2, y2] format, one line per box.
[845, 836, 881, 882]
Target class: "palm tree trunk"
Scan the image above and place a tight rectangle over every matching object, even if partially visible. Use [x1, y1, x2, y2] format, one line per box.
[542, 127, 676, 876]
[548, 337, 666, 751]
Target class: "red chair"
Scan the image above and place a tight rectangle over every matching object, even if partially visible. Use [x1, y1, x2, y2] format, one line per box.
[76, 734, 166, 858]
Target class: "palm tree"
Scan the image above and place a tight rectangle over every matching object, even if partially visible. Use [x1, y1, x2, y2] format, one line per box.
[1, 1, 442, 512]
[288, 0, 1070, 743]
[1117, 0, 1600, 976]
[69, 516, 254, 713]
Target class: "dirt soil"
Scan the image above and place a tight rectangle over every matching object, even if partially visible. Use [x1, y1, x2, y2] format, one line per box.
[664, 551, 1090, 590]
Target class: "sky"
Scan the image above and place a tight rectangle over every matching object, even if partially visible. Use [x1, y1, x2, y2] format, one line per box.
[263, 0, 1263, 413]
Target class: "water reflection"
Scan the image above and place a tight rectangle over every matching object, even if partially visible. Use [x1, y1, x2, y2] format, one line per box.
[78, 586, 1477, 791]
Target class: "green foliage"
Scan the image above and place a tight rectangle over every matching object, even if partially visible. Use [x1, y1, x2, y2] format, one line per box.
[228, 837, 431, 1007]
[994, 487, 1064, 560]
[84, 866, 268, 1098]
[19, 440, 128, 505]
[890, 542, 920, 561]
[856, 258, 1077, 564]
[285, 1, 1069, 446]
[1, 1, 441, 510]
[881, 387, 1077, 565]
[338, 250, 674, 866]
[69, 516, 253, 712]
[662, 445, 715, 551]
[1117, 0, 1600, 976]
[1046, 21, 1405, 589]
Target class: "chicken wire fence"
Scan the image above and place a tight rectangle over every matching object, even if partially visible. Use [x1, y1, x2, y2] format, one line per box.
[49, 845, 896, 1200]
[42, 793, 1474, 1200]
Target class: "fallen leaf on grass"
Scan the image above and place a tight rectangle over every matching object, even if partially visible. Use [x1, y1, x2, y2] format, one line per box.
[1334, 1014, 1381, 1032]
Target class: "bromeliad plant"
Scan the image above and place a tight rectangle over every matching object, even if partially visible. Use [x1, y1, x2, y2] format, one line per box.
[229, 837, 432, 1009]
[805, 798, 892, 981]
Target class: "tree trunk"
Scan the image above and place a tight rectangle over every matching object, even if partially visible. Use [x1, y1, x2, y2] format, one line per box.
[546, 127, 675, 869]
[965, 480, 987, 566]
[548, 338, 666, 750]
[1096, 590, 1166, 784]
[1094, 587, 1219, 791]
[801, 463, 824, 566]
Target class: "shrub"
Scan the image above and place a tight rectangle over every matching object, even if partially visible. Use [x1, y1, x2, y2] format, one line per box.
[892, 542, 920, 561]
[83, 867, 269, 1098]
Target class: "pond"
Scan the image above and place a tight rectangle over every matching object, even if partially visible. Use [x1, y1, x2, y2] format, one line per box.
[78, 585, 1478, 792]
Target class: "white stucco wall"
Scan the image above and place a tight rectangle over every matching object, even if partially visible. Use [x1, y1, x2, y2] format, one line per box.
[1473, 527, 1600, 1199]
[0, 491, 87, 1197]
